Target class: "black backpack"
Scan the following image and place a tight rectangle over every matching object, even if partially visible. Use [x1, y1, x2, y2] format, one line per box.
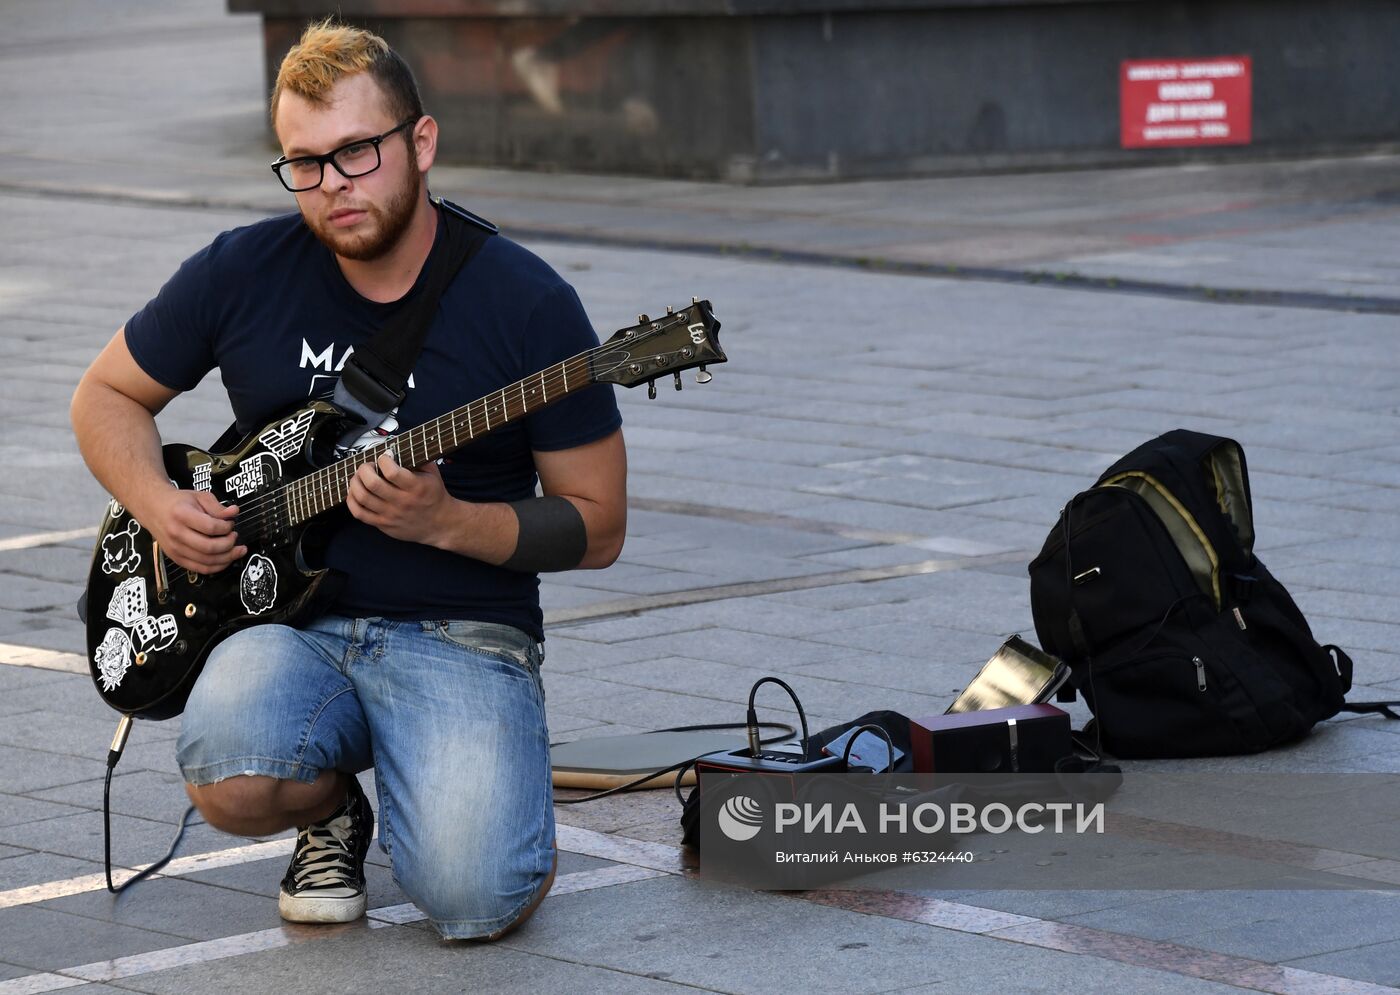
[1028, 429, 1398, 759]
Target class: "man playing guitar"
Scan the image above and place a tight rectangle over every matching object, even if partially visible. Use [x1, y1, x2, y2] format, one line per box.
[69, 20, 627, 940]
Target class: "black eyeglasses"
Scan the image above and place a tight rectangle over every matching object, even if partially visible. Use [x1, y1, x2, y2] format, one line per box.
[270, 118, 417, 192]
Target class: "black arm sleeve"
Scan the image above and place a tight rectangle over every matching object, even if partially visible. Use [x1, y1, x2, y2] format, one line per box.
[502, 495, 588, 573]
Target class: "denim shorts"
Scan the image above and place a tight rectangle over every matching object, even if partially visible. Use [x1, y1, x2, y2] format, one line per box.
[175, 614, 554, 939]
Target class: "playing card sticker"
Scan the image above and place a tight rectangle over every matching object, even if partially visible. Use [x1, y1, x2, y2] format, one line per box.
[105, 576, 148, 627]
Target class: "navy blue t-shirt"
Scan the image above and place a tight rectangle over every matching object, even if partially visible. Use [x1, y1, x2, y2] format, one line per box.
[125, 209, 621, 641]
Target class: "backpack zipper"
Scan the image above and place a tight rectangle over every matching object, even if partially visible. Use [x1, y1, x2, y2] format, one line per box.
[1232, 606, 1247, 630]
[1193, 656, 1208, 691]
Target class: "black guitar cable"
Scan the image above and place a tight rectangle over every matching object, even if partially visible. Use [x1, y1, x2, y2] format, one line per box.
[746, 677, 812, 759]
[104, 716, 196, 894]
[839, 723, 897, 773]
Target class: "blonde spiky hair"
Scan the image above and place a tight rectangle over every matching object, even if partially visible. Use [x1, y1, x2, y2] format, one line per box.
[271, 18, 423, 125]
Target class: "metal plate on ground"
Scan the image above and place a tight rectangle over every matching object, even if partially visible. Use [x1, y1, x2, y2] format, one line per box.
[551, 731, 748, 789]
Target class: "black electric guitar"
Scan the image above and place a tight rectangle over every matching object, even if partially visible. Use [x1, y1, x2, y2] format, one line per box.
[86, 300, 724, 719]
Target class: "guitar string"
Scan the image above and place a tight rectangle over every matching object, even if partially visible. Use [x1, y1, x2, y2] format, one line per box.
[216, 315, 704, 545]
[143, 358, 587, 574]
[228, 354, 599, 543]
[229, 354, 592, 540]
[229, 318, 697, 542]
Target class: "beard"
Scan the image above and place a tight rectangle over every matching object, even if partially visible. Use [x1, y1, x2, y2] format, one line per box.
[304, 159, 421, 262]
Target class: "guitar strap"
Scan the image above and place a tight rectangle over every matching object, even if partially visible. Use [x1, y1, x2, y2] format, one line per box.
[332, 195, 497, 445]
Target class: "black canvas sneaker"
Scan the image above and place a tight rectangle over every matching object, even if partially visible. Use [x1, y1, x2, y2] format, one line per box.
[278, 776, 373, 923]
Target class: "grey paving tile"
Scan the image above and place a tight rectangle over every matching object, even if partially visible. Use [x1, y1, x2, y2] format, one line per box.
[538, 635, 660, 673]
[0, 904, 188, 972]
[0, 791, 88, 829]
[0, 545, 93, 584]
[1165, 889, 1400, 964]
[28, 770, 199, 825]
[101, 921, 698, 995]
[799, 622, 999, 665]
[0, 666, 74, 692]
[40, 875, 280, 942]
[509, 873, 1199, 994]
[0, 575, 87, 612]
[904, 959, 1249, 993]
[0, 626, 86, 656]
[0, 744, 108, 794]
[559, 687, 771, 730]
[0, 676, 136, 722]
[0, 708, 178, 756]
[1285, 936, 1400, 988]
[0, 809, 223, 867]
[0, 851, 105, 892]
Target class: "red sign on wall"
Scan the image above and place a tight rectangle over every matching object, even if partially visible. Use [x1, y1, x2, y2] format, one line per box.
[1120, 56, 1252, 148]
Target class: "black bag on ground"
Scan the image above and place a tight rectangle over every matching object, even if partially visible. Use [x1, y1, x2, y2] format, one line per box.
[1028, 429, 1398, 759]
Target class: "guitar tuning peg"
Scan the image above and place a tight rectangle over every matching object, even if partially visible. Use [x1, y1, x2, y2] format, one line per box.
[647, 379, 657, 400]
[673, 372, 683, 391]
[665, 305, 674, 315]
[638, 313, 650, 324]
[692, 296, 699, 304]
[696, 365, 713, 384]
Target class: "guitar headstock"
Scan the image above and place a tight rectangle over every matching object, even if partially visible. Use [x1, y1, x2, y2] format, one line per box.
[591, 299, 725, 396]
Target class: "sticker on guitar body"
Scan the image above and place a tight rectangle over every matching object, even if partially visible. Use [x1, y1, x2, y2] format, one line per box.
[95, 628, 134, 691]
[100, 520, 142, 575]
[133, 613, 179, 652]
[224, 453, 281, 499]
[106, 576, 148, 627]
[240, 554, 278, 615]
[192, 461, 213, 492]
[257, 410, 314, 461]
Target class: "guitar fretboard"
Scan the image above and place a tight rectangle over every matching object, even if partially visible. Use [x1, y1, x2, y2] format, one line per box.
[280, 351, 596, 527]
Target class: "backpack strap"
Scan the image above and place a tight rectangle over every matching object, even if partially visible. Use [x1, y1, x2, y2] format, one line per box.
[1327, 645, 1400, 719]
[1341, 701, 1400, 720]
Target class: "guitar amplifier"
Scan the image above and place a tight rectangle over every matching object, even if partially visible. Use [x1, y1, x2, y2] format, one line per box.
[909, 704, 1070, 775]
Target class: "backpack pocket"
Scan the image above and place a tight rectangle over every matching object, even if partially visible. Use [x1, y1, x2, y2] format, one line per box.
[1084, 620, 1281, 758]
[1030, 489, 1200, 659]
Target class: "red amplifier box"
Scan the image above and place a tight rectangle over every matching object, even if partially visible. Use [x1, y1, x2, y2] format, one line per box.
[909, 704, 1071, 774]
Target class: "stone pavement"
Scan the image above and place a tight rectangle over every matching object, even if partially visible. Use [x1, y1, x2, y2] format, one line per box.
[2, 1, 1400, 992]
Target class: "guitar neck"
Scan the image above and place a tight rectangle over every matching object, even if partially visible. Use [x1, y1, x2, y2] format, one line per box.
[281, 349, 598, 526]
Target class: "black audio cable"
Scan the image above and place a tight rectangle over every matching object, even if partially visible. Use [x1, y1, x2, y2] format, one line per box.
[746, 676, 811, 760]
[838, 723, 897, 773]
[104, 716, 196, 894]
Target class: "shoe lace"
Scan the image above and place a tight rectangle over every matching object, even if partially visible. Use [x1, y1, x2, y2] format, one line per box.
[291, 811, 358, 889]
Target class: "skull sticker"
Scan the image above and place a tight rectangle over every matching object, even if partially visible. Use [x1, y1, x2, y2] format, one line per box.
[100, 520, 143, 576]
